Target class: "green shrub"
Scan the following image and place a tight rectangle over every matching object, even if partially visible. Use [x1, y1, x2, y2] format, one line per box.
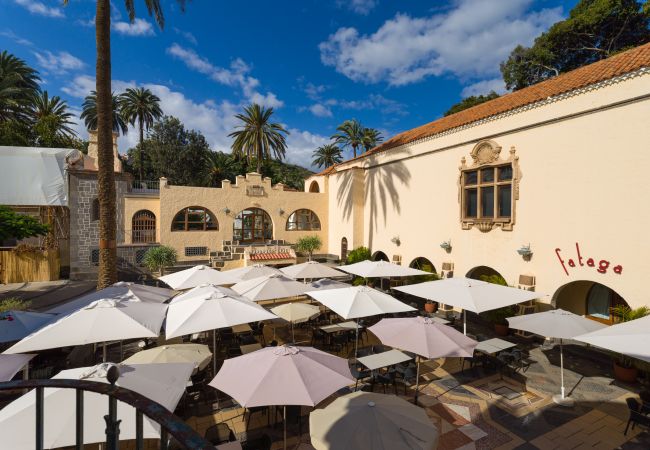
[295, 236, 322, 261]
[143, 246, 177, 276]
[479, 274, 508, 286]
[0, 205, 50, 241]
[0, 297, 31, 313]
[346, 246, 371, 265]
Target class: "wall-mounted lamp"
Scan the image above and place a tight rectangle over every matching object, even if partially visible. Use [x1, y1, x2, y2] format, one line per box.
[278, 208, 285, 216]
[391, 236, 401, 247]
[222, 207, 231, 215]
[440, 240, 452, 253]
[517, 244, 533, 261]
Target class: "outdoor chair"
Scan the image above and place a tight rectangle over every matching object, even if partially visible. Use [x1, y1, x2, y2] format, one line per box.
[395, 366, 418, 395]
[245, 406, 270, 430]
[311, 328, 326, 347]
[205, 423, 235, 445]
[331, 334, 348, 355]
[625, 398, 650, 435]
[350, 362, 371, 390]
[374, 371, 397, 395]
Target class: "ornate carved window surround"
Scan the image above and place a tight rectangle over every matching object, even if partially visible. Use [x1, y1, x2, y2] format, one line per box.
[458, 140, 521, 232]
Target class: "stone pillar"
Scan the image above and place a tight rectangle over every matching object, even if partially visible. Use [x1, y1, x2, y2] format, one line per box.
[85, 130, 122, 172]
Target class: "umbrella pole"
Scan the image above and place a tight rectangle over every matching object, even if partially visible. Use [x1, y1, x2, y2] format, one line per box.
[213, 329, 217, 375]
[463, 310, 467, 336]
[103, 342, 107, 363]
[414, 357, 421, 405]
[292, 322, 295, 344]
[355, 318, 359, 361]
[553, 338, 575, 407]
[284, 405, 287, 450]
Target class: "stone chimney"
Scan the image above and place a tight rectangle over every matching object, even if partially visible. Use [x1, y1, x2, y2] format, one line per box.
[84, 130, 122, 172]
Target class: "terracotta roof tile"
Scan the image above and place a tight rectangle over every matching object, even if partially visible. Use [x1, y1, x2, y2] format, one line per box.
[339, 42, 650, 165]
[249, 253, 294, 261]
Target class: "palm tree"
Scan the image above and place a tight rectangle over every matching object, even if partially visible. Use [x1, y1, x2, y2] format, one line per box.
[229, 103, 289, 173]
[120, 87, 163, 180]
[203, 151, 238, 186]
[312, 143, 343, 169]
[361, 127, 383, 152]
[0, 51, 40, 123]
[63, 0, 186, 289]
[30, 91, 77, 145]
[332, 119, 363, 158]
[80, 91, 128, 135]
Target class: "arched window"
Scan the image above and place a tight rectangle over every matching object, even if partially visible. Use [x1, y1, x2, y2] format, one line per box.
[371, 251, 389, 262]
[586, 283, 626, 324]
[286, 209, 321, 231]
[171, 207, 218, 231]
[309, 181, 320, 193]
[91, 198, 100, 221]
[341, 237, 348, 262]
[132, 210, 156, 243]
[233, 208, 273, 242]
[409, 257, 436, 274]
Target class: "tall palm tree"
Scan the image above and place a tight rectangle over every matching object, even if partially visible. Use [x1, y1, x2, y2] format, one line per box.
[0, 51, 40, 122]
[63, 0, 186, 289]
[80, 91, 128, 135]
[361, 127, 383, 152]
[312, 143, 343, 169]
[30, 91, 77, 144]
[332, 119, 363, 159]
[203, 150, 238, 187]
[120, 87, 163, 180]
[229, 103, 289, 173]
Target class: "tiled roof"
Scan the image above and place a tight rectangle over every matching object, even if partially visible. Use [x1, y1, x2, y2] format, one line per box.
[326, 42, 650, 170]
[249, 253, 294, 261]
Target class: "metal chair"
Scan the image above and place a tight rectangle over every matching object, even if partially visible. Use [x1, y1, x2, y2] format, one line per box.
[625, 398, 650, 435]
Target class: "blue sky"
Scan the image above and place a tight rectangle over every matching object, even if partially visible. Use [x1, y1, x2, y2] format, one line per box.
[0, 0, 576, 169]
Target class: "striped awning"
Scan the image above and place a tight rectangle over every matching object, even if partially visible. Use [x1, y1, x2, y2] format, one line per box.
[249, 253, 294, 261]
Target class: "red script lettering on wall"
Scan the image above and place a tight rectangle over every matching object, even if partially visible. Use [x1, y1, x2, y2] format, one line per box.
[555, 243, 622, 276]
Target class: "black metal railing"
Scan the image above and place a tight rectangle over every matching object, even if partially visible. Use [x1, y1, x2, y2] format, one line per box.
[0, 378, 215, 450]
[129, 180, 160, 193]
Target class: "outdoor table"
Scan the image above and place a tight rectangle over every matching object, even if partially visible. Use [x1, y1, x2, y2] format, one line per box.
[231, 324, 252, 334]
[474, 338, 517, 355]
[319, 321, 360, 333]
[358, 349, 412, 371]
[217, 442, 242, 450]
[240, 343, 262, 354]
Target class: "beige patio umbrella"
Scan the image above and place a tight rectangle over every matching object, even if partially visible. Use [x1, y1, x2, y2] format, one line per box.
[310, 391, 439, 450]
[223, 264, 283, 282]
[232, 274, 311, 303]
[271, 302, 321, 343]
[280, 261, 346, 281]
[159, 265, 238, 290]
[122, 343, 212, 374]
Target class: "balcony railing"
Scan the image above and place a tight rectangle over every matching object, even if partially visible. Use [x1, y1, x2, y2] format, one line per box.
[0, 377, 214, 450]
[129, 180, 160, 194]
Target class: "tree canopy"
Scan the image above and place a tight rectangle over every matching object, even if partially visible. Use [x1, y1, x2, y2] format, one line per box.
[444, 91, 500, 116]
[0, 206, 50, 242]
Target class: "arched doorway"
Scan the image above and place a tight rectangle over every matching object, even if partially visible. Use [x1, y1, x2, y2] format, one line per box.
[132, 210, 156, 243]
[233, 208, 273, 243]
[309, 181, 320, 193]
[409, 257, 436, 274]
[341, 237, 348, 262]
[466, 265, 506, 284]
[554, 281, 628, 324]
[371, 251, 389, 262]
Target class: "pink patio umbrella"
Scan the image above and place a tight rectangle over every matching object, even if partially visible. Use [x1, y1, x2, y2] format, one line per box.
[369, 317, 478, 402]
[210, 345, 354, 449]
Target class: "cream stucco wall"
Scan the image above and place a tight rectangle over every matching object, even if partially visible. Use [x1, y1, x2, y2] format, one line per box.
[123, 196, 161, 244]
[313, 70, 650, 309]
[159, 173, 328, 262]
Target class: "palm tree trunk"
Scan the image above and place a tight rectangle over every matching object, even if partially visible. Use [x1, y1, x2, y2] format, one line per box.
[256, 139, 262, 173]
[138, 118, 144, 181]
[95, 0, 118, 289]
[352, 144, 357, 158]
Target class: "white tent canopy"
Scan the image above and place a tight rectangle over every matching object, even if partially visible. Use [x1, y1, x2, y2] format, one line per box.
[159, 265, 238, 290]
[339, 260, 429, 278]
[0, 362, 193, 449]
[575, 314, 650, 363]
[0, 146, 79, 206]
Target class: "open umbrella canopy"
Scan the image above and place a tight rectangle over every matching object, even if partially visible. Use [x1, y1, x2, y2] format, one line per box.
[395, 277, 544, 313]
[122, 343, 212, 372]
[575, 315, 650, 363]
[232, 274, 312, 303]
[0, 310, 57, 343]
[271, 302, 321, 324]
[369, 317, 478, 359]
[165, 284, 277, 339]
[280, 262, 346, 280]
[506, 309, 606, 340]
[159, 265, 238, 290]
[4, 299, 168, 354]
[210, 345, 354, 407]
[339, 260, 429, 278]
[0, 362, 193, 449]
[310, 391, 439, 450]
[223, 264, 283, 282]
[307, 278, 350, 291]
[47, 281, 175, 315]
[0, 354, 35, 382]
[306, 286, 415, 320]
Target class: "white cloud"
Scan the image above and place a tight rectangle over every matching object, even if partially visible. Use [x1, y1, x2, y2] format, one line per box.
[300, 81, 407, 117]
[0, 30, 33, 46]
[319, 0, 562, 86]
[285, 128, 330, 169]
[308, 103, 333, 117]
[338, 0, 377, 15]
[112, 18, 155, 36]
[13, 0, 64, 18]
[34, 50, 85, 75]
[173, 27, 198, 45]
[461, 78, 507, 97]
[167, 43, 283, 108]
[61, 75, 135, 98]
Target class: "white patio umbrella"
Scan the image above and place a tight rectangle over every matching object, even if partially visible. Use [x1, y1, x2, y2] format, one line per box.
[280, 261, 346, 280]
[395, 277, 545, 335]
[507, 309, 606, 406]
[159, 265, 238, 290]
[165, 284, 277, 373]
[307, 278, 350, 291]
[222, 264, 283, 282]
[339, 260, 430, 278]
[0, 354, 35, 382]
[306, 286, 416, 358]
[369, 317, 478, 402]
[575, 314, 650, 363]
[4, 299, 168, 362]
[232, 274, 311, 303]
[210, 345, 354, 450]
[0, 310, 57, 343]
[47, 281, 175, 315]
[271, 302, 321, 342]
[310, 391, 439, 450]
[122, 343, 212, 373]
[0, 362, 194, 449]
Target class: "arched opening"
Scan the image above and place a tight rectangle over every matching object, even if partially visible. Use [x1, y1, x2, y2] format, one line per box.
[309, 181, 320, 193]
[234, 208, 273, 243]
[409, 257, 436, 274]
[286, 209, 321, 231]
[371, 251, 389, 262]
[171, 206, 218, 231]
[466, 265, 506, 284]
[132, 210, 156, 243]
[341, 237, 348, 262]
[91, 198, 100, 221]
[554, 281, 629, 324]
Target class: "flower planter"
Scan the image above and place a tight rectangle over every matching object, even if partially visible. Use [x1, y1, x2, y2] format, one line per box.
[613, 361, 638, 383]
[424, 303, 436, 314]
[494, 324, 509, 336]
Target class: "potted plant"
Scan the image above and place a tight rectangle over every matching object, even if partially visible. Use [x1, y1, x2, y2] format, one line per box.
[424, 300, 437, 314]
[483, 306, 516, 336]
[143, 245, 177, 276]
[296, 235, 322, 261]
[610, 305, 650, 382]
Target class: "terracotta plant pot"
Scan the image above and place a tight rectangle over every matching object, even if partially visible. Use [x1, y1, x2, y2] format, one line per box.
[613, 361, 638, 383]
[494, 324, 509, 336]
[424, 302, 436, 314]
